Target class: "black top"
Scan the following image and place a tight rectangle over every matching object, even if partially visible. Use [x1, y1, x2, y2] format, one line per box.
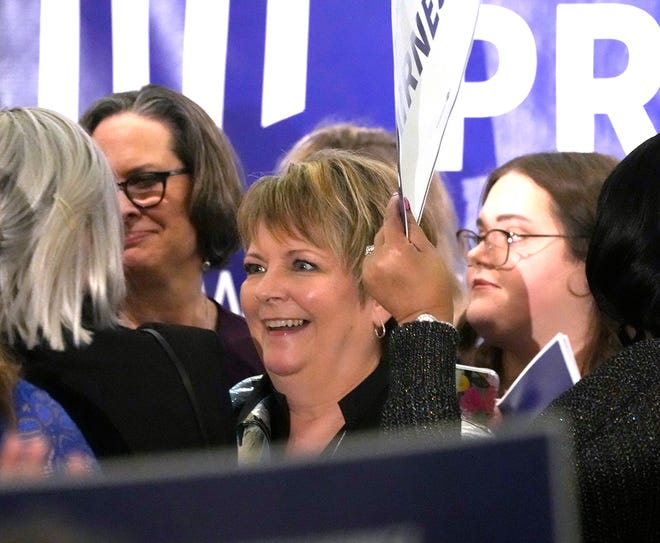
[232, 320, 462, 464]
[238, 359, 388, 441]
[16, 323, 236, 459]
[538, 337, 660, 542]
[212, 299, 264, 387]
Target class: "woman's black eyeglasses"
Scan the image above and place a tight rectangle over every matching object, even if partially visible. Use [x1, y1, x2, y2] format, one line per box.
[116, 168, 189, 209]
[456, 228, 576, 267]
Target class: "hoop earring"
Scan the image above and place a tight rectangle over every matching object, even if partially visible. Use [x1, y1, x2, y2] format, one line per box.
[201, 260, 211, 273]
[374, 320, 386, 339]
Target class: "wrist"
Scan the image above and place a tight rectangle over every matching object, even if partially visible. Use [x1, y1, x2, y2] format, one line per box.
[397, 307, 453, 326]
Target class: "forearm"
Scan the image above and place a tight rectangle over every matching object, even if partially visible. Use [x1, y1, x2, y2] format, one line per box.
[381, 321, 461, 438]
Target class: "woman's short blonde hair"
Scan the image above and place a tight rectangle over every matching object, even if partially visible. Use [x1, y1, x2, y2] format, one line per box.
[274, 122, 466, 316]
[0, 107, 125, 349]
[239, 149, 442, 293]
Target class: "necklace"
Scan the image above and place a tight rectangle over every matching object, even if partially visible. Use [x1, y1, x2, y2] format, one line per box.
[330, 429, 347, 458]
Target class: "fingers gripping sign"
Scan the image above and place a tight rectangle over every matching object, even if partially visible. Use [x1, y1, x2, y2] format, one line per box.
[363, 194, 454, 325]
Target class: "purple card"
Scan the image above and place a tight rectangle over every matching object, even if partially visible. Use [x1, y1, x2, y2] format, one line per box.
[497, 333, 581, 419]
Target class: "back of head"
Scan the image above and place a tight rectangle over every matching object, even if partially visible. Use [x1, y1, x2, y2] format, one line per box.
[276, 123, 399, 171]
[276, 122, 465, 315]
[0, 107, 125, 349]
[80, 84, 244, 268]
[586, 134, 660, 342]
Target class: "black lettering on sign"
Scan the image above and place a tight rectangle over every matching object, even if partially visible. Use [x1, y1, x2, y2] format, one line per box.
[400, 0, 443, 110]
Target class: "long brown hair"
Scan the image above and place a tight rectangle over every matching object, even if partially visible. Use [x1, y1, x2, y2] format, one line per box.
[461, 152, 622, 377]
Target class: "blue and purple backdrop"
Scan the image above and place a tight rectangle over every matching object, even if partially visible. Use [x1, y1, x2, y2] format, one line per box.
[2, 0, 659, 314]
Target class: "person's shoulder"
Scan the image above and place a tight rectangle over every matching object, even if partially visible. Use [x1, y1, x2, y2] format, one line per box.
[13, 378, 48, 406]
[585, 337, 659, 387]
[138, 322, 221, 342]
[13, 379, 82, 431]
[215, 304, 252, 337]
[216, 304, 248, 324]
[543, 338, 660, 431]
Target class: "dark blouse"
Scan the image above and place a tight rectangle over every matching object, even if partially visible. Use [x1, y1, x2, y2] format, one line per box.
[212, 299, 264, 387]
[234, 359, 389, 460]
[538, 338, 660, 543]
[18, 323, 236, 459]
[232, 320, 462, 464]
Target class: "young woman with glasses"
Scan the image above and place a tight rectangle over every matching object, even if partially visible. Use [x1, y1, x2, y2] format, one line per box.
[364, 148, 659, 543]
[364, 152, 622, 397]
[80, 85, 263, 387]
[457, 152, 622, 393]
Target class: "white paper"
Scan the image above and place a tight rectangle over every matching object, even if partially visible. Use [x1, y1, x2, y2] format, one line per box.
[392, 0, 481, 225]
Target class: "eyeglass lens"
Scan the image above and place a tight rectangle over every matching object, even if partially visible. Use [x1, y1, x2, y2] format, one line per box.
[124, 172, 167, 208]
[459, 230, 510, 266]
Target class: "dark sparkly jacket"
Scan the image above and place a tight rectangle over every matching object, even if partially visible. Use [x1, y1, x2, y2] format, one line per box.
[538, 338, 660, 543]
[231, 321, 464, 464]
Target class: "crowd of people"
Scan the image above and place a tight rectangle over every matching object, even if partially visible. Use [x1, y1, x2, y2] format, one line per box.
[0, 84, 657, 541]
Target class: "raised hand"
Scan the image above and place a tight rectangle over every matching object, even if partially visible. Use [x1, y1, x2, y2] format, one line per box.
[362, 194, 455, 325]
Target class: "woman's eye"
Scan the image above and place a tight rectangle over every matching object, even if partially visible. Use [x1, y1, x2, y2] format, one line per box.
[243, 262, 265, 275]
[293, 260, 316, 271]
[128, 174, 160, 189]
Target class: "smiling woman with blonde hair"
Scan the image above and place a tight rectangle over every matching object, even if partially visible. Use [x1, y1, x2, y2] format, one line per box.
[232, 149, 462, 463]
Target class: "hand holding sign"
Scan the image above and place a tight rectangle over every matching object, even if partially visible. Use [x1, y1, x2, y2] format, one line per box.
[392, 0, 481, 230]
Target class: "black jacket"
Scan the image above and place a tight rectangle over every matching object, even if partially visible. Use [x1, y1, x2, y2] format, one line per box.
[16, 323, 236, 459]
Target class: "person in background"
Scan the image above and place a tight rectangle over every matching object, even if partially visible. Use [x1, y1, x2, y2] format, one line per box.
[79, 84, 262, 386]
[0, 107, 118, 477]
[363, 144, 658, 541]
[276, 122, 467, 324]
[232, 150, 462, 464]
[6, 107, 235, 460]
[456, 152, 621, 393]
[537, 134, 660, 542]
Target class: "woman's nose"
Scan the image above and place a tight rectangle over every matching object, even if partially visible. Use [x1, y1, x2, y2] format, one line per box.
[117, 188, 141, 219]
[466, 241, 491, 268]
[253, 268, 287, 303]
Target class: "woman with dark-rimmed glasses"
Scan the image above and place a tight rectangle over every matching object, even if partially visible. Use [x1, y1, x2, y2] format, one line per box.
[80, 84, 263, 387]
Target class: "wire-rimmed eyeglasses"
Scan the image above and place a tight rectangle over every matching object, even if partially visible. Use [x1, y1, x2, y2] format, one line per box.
[456, 228, 577, 267]
[116, 168, 189, 209]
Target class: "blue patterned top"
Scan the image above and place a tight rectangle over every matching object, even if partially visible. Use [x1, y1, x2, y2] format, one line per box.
[1, 379, 99, 476]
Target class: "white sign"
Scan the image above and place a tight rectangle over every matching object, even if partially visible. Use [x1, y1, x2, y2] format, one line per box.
[392, 0, 481, 224]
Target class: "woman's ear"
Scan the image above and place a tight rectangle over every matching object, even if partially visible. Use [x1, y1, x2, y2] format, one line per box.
[567, 262, 590, 297]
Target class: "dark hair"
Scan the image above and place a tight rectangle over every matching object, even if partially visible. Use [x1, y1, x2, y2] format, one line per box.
[586, 134, 660, 343]
[80, 84, 244, 268]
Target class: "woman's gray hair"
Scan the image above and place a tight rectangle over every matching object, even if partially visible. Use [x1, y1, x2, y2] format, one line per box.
[0, 107, 125, 349]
